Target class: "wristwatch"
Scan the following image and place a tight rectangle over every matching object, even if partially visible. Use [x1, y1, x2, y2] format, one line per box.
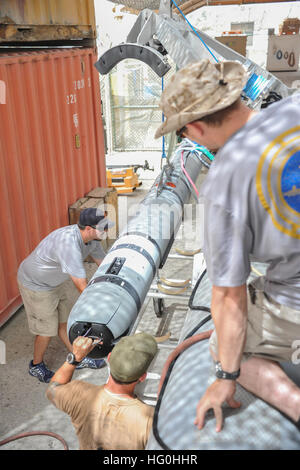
[215, 361, 240, 380]
[66, 352, 81, 366]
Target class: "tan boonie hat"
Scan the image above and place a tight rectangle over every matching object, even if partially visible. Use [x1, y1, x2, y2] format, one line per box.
[109, 332, 158, 383]
[155, 59, 247, 139]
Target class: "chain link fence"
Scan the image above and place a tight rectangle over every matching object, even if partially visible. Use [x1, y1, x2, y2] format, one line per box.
[108, 0, 186, 11]
[100, 59, 176, 152]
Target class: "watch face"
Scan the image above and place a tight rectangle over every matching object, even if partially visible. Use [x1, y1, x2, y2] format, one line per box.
[67, 353, 75, 363]
[215, 361, 240, 380]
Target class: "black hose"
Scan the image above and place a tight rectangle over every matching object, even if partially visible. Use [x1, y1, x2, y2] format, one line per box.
[183, 313, 212, 340]
[188, 268, 210, 311]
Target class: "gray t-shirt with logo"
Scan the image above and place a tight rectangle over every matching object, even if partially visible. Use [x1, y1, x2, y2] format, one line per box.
[200, 96, 300, 310]
[18, 225, 106, 291]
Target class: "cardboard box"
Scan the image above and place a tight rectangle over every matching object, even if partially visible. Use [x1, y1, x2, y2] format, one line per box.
[215, 35, 247, 57]
[279, 18, 300, 35]
[267, 35, 300, 72]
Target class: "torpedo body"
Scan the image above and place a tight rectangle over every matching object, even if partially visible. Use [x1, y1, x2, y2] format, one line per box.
[67, 142, 203, 358]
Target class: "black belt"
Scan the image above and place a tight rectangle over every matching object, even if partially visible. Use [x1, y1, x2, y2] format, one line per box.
[88, 274, 141, 311]
[123, 231, 162, 263]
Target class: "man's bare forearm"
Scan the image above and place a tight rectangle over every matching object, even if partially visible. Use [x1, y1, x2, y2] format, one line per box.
[70, 275, 88, 293]
[51, 362, 76, 385]
[211, 284, 248, 372]
[46, 363, 76, 405]
[92, 257, 103, 267]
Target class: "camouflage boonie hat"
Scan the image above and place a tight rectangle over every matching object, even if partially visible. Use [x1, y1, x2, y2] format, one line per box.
[155, 59, 247, 139]
[109, 332, 158, 383]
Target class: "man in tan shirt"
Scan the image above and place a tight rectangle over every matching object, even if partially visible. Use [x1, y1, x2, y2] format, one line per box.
[46, 332, 157, 450]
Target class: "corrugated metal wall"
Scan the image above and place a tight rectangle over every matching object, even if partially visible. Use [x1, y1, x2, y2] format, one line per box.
[0, 47, 106, 326]
[0, 0, 96, 28]
[0, 0, 96, 43]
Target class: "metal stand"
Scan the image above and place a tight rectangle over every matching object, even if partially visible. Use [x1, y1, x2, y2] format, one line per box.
[147, 252, 198, 317]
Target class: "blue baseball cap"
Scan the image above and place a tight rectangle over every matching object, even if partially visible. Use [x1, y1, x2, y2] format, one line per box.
[79, 208, 114, 231]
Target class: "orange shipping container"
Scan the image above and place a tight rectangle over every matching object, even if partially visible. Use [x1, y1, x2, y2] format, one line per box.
[0, 47, 106, 326]
[0, 0, 96, 43]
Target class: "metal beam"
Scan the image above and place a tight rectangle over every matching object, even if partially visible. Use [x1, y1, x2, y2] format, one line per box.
[179, 0, 206, 15]
[179, 0, 299, 15]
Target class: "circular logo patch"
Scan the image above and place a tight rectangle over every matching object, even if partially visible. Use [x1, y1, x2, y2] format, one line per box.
[256, 126, 300, 239]
[281, 150, 300, 213]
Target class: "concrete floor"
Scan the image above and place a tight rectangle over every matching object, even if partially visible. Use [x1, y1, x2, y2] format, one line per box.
[0, 153, 203, 450]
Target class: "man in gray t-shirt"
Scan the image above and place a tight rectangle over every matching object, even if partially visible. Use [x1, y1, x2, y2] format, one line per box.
[18, 208, 111, 383]
[155, 60, 300, 433]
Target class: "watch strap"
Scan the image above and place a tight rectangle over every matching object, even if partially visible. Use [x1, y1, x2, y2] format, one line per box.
[215, 361, 240, 380]
[66, 353, 81, 366]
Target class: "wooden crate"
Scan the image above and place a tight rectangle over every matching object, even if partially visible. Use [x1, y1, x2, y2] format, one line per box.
[69, 197, 89, 225]
[69, 187, 119, 254]
[279, 18, 300, 35]
[215, 35, 247, 57]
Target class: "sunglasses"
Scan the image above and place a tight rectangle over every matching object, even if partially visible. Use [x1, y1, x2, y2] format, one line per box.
[176, 125, 187, 139]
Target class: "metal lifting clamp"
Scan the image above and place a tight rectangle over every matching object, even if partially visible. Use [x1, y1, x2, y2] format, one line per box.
[95, 1, 174, 77]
